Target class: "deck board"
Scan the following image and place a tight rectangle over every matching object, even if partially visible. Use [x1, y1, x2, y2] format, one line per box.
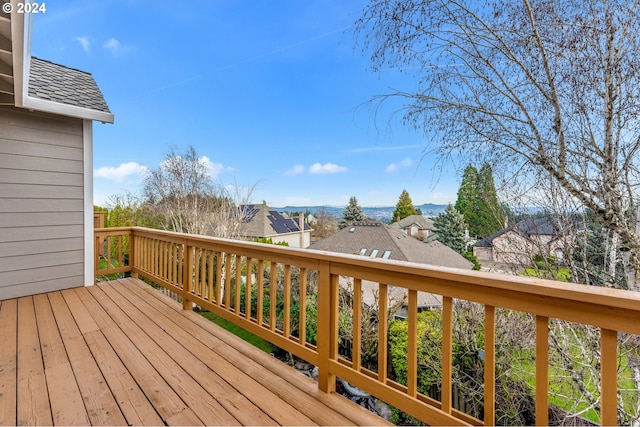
[0, 279, 391, 426]
[0, 299, 17, 426]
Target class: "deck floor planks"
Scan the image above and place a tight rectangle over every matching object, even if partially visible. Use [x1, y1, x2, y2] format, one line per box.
[32, 293, 89, 426]
[2, 280, 389, 426]
[124, 278, 390, 426]
[108, 280, 315, 426]
[16, 297, 52, 426]
[88, 284, 241, 426]
[63, 288, 164, 426]
[78, 286, 194, 425]
[47, 291, 127, 426]
[0, 299, 17, 426]
[100, 283, 284, 426]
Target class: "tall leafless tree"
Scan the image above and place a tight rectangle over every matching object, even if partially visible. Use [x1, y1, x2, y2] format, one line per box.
[355, 0, 640, 290]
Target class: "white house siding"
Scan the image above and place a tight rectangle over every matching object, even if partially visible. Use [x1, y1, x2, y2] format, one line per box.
[0, 107, 85, 299]
[271, 231, 312, 248]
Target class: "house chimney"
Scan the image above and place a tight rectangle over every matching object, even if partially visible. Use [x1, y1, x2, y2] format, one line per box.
[504, 215, 509, 229]
[299, 213, 305, 248]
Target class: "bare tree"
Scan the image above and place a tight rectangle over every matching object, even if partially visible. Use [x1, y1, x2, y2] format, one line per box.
[355, 0, 640, 289]
[143, 146, 255, 238]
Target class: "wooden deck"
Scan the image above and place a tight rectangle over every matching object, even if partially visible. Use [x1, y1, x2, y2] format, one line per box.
[0, 278, 389, 426]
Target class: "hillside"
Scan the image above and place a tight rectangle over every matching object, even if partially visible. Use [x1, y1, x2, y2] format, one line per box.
[274, 203, 447, 223]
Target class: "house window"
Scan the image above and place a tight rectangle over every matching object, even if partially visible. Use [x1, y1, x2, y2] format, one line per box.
[370, 249, 379, 258]
[554, 248, 564, 260]
[382, 250, 391, 259]
[359, 248, 367, 255]
[411, 226, 418, 236]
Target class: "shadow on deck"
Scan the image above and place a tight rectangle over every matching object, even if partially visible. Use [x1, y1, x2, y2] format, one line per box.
[0, 278, 389, 426]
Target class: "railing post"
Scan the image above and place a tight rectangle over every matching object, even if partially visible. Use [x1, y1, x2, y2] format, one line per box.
[94, 232, 100, 283]
[182, 240, 193, 311]
[317, 260, 336, 393]
[129, 229, 137, 278]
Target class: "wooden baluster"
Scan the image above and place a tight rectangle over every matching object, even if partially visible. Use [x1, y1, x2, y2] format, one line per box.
[352, 278, 362, 372]
[215, 252, 223, 305]
[257, 260, 265, 326]
[194, 249, 201, 297]
[284, 265, 291, 337]
[408, 289, 418, 398]
[378, 283, 388, 384]
[208, 250, 214, 302]
[299, 267, 307, 345]
[224, 253, 231, 310]
[442, 296, 453, 414]
[600, 328, 618, 426]
[245, 257, 252, 319]
[484, 305, 496, 426]
[177, 243, 184, 290]
[235, 255, 242, 315]
[536, 315, 549, 426]
[118, 236, 123, 269]
[270, 262, 277, 331]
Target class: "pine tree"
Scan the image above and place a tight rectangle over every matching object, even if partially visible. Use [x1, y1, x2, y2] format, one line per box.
[339, 196, 365, 229]
[433, 204, 468, 254]
[476, 164, 503, 237]
[392, 189, 419, 221]
[455, 163, 503, 238]
[455, 164, 479, 232]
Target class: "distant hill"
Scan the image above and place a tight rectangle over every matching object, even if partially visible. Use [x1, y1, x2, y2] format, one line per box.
[274, 203, 448, 223]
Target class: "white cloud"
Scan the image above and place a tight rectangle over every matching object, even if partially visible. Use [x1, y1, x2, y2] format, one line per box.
[309, 162, 348, 174]
[103, 38, 121, 56]
[94, 162, 148, 183]
[385, 157, 413, 173]
[200, 155, 233, 178]
[284, 165, 305, 176]
[75, 36, 90, 52]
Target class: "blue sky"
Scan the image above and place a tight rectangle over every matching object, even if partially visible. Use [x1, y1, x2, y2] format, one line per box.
[32, 0, 460, 208]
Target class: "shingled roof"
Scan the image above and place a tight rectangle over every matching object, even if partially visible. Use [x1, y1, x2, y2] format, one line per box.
[390, 214, 434, 230]
[310, 222, 472, 270]
[474, 217, 584, 248]
[28, 57, 111, 114]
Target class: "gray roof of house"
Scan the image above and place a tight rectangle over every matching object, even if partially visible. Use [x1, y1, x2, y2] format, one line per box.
[474, 217, 583, 247]
[241, 204, 311, 237]
[309, 222, 473, 269]
[390, 215, 434, 230]
[28, 57, 112, 113]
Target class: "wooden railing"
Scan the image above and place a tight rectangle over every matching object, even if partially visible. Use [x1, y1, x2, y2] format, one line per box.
[94, 227, 640, 426]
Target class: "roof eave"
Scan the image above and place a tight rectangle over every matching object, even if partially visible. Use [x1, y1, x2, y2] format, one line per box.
[22, 95, 115, 123]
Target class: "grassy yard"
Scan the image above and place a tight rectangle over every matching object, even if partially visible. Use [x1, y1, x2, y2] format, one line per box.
[198, 311, 276, 354]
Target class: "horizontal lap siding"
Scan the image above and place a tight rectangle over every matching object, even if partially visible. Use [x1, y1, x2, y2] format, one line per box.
[0, 107, 85, 300]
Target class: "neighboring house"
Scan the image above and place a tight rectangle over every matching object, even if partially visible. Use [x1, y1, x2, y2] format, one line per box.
[473, 217, 581, 266]
[390, 214, 436, 242]
[0, 11, 113, 299]
[240, 203, 313, 248]
[309, 222, 473, 314]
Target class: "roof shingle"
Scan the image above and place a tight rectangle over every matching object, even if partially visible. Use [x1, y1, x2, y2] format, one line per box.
[28, 57, 111, 113]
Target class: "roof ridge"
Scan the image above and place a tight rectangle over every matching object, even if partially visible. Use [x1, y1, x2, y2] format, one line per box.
[31, 56, 92, 76]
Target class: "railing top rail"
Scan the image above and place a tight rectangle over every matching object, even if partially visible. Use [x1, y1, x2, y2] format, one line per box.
[101, 227, 640, 332]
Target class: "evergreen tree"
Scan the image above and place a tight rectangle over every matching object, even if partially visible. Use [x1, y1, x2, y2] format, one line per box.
[476, 164, 503, 237]
[433, 204, 468, 254]
[339, 196, 365, 229]
[392, 189, 419, 221]
[455, 163, 502, 238]
[455, 165, 479, 231]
